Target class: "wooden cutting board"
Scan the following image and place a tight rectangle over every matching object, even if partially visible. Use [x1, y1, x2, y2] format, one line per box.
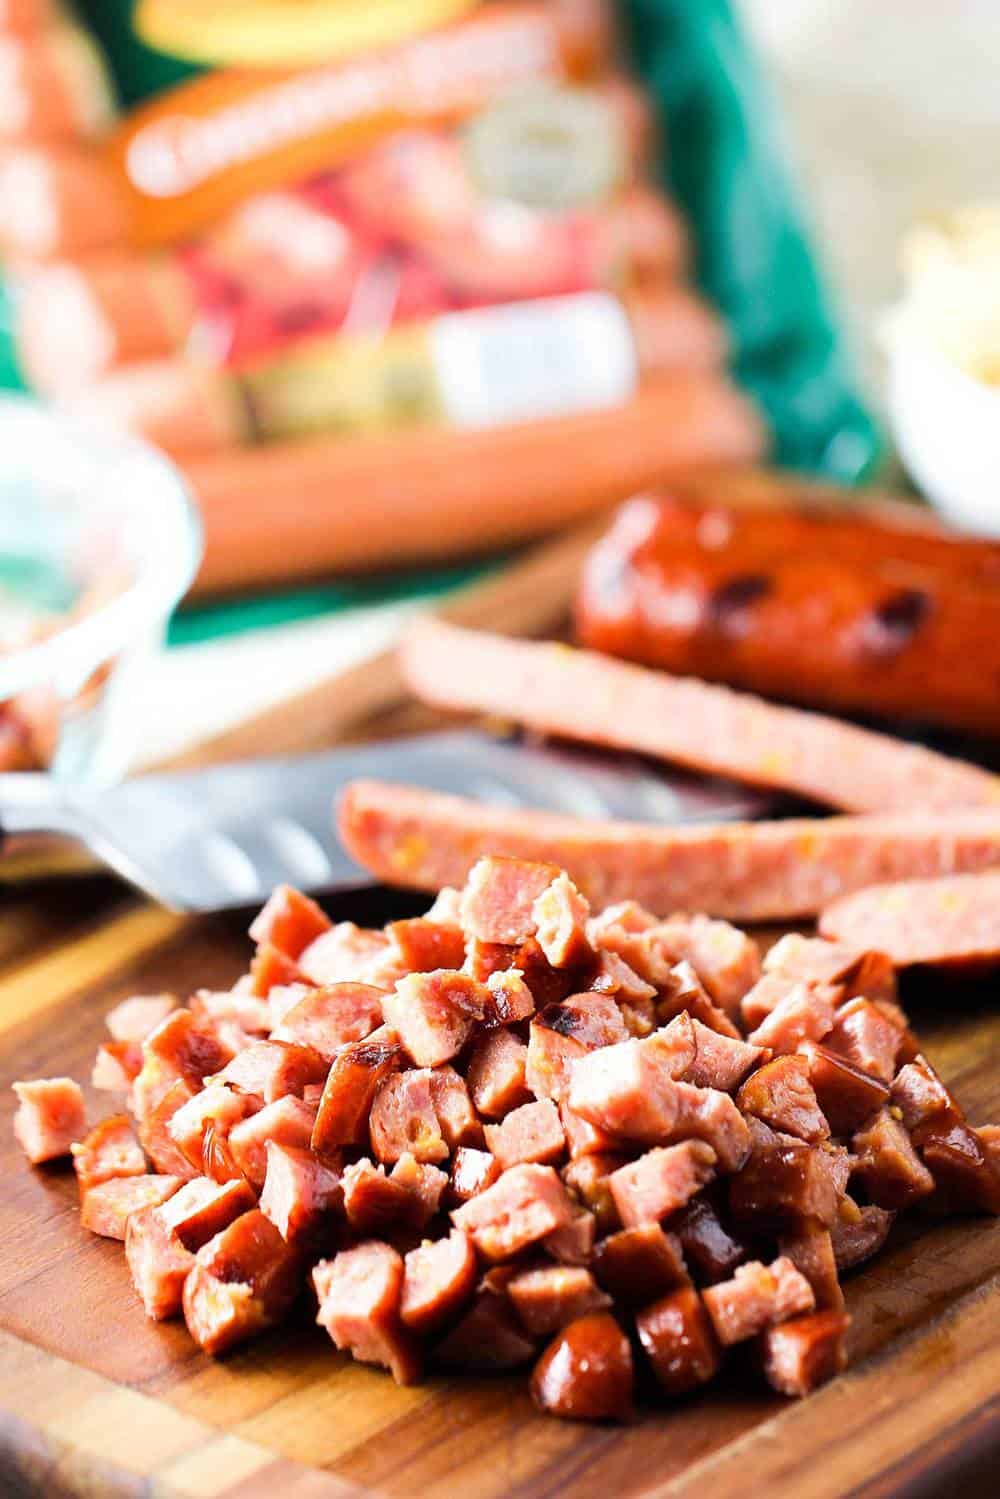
[1, 495, 999, 1499]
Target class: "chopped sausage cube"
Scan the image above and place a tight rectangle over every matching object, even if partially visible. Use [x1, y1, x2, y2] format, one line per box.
[656, 961, 742, 1039]
[636, 1287, 720, 1395]
[778, 1222, 843, 1312]
[386, 917, 465, 973]
[653, 914, 761, 1017]
[566, 1036, 684, 1142]
[248, 943, 306, 998]
[125, 1204, 196, 1320]
[643, 1014, 698, 1079]
[460, 856, 560, 945]
[672, 1195, 749, 1285]
[918, 1117, 1000, 1215]
[259, 1141, 342, 1244]
[562, 1153, 625, 1236]
[826, 997, 902, 1083]
[463, 937, 517, 985]
[166, 1084, 259, 1172]
[311, 1034, 402, 1153]
[737, 1056, 830, 1144]
[230, 1096, 318, 1189]
[369, 1069, 448, 1165]
[764, 935, 896, 1007]
[741, 973, 831, 1032]
[852, 1108, 935, 1210]
[609, 1142, 716, 1228]
[157, 1175, 258, 1252]
[680, 1016, 764, 1092]
[729, 1134, 841, 1232]
[212, 1039, 327, 1103]
[428, 1065, 482, 1149]
[383, 970, 489, 1067]
[183, 1210, 302, 1356]
[760, 1309, 850, 1397]
[296, 921, 391, 986]
[271, 982, 384, 1061]
[485, 1099, 566, 1170]
[586, 949, 657, 1005]
[249, 885, 331, 960]
[532, 872, 593, 969]
[191, 988, 272, 1037]
[798, 1041, 890, 1135]
[390, 1153, 449, 1227]
[401, 1230, 477, 1336]
[80, 1174, 184, 1240]
[592, 1224, 689, 1306]
[531, 1312, 634, 1422]
[313, 1241, 420, 1385]
[451, 1163, 575, 1261]
[138, 1079, 200, 1179]
[831, 1201, 895, 1271]
[448, 1146, 501, 1205]
[105, 993, 178, 1042]
[544, 1207, 597, 1265]
[484, 968, 536, 1025]
[132, 1010, 233, 1121]
[72, 1114, 144, 1191]
[890, 1056, 954, 1134]
[559, 1101, 618, 1159]
[92, 1040, 142, 1092]
[467, 1029, 530, 1119]
[747, 982, 837, 1054]
[702, 1257, 814, 1345]
[12, 1076, 86, 1164]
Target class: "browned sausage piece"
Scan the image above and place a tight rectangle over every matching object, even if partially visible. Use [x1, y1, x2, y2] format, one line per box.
[183, 1210, 302, 1356]
[729, 1134, 841, 1234]
[851, 1107, 934, 1210]
[402, 618, 1000, 814]
[830, 1203, 895, 1271]
[259, 1142, 343, 1245]
[575, 493, 1000, 737]
[759, 1309, 850, 1397]
[736, 1056, 830, 1145]
[311, 1034, 402, 1153]
[671, 1194, 750, 1284]
[314, 1241, 420, 1385]
[820, 871, 1000, 973]
[508, 1265, 611, 1338]
[592, 1223, 690, 1306]
[400, 1230, 477, 1337]
[337, 781, 1000, 925]
[635, 1286, 720, 1395]
[531, 1312, 634, 1422]
[798, 1043, 890, 1136]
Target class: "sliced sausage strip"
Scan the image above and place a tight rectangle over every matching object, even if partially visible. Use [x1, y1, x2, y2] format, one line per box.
[338, 781, 1000, 924]
[820, 871, 1000, 972]
[400, 617, 1000, 814]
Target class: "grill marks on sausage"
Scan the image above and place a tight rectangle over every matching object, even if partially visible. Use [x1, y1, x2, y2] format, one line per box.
[861, 588, 932, 657]
[16, 861, 1000, 1421]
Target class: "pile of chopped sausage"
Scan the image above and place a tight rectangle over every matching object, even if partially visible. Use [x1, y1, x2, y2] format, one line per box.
[13, 858, 1000, 1421]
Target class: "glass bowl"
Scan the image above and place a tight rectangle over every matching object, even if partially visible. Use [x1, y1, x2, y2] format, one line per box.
[0, 395, 202, 784]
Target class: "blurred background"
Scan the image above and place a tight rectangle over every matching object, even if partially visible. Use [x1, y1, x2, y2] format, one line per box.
[2, 0, 998, 778]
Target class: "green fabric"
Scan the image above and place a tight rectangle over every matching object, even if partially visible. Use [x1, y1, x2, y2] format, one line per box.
[168, 563, 496, 647]
[0, 279, 24, 392]
[620, 0, 882, 481]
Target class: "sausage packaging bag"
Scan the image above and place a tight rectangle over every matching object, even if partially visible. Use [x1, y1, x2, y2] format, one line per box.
[0, 0, 878, 588]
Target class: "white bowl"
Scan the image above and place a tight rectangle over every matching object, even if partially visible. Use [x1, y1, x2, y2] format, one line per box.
[886, 332, 1000, 535]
